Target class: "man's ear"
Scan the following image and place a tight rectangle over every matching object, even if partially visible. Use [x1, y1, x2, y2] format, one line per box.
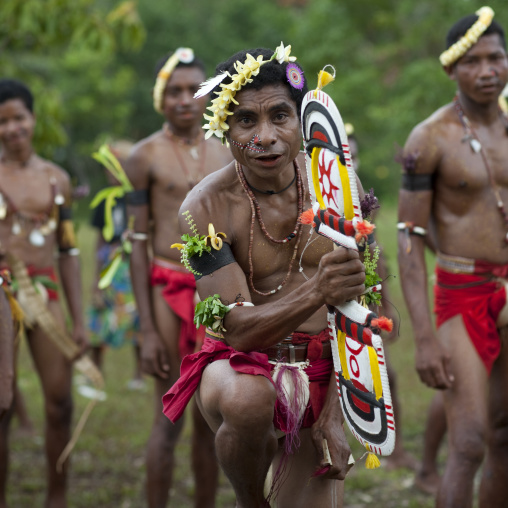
[443, 64, 456, 81]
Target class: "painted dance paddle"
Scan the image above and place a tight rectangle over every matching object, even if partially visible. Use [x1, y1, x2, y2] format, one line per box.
[300, 75, 395, 466]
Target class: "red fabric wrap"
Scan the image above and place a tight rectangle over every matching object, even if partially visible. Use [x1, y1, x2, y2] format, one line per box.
[162, 333, 333, 430]
[434, 266, 507, 374]
[150, 263, 204, 357]
[290, 329, 330, 362]
[26, 266, 59, 301]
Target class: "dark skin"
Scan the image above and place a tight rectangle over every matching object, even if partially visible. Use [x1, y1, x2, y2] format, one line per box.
[0, 288, 14, 419]
[182, 84, 365, 507]
[0, 97, 86, 508]
[125, 64, 232, 508]
[398, 33, 508, 508]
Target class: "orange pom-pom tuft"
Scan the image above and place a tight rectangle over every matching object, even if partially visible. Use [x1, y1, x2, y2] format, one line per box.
[371, 316, 393, 332]
[299, 208, 315, 225]
[356, 220, 375, 236]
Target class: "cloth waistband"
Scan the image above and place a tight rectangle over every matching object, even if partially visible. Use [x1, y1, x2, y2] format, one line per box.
[261, 341, 331, 363]
[152, 255, 189, 274]
[205, 328, 331, 363]
[436, 252, 476, 274]
[436, 252, 508, 279]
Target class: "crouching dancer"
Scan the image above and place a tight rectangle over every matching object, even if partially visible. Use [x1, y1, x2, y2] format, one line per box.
[163, 45, 366, 508]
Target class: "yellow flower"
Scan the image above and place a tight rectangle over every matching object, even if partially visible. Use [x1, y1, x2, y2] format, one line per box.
[206, 223, 227, 250]
[171, 243, 185, 250]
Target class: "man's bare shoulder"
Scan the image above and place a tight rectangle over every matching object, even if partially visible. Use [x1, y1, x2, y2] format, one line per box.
[125, 130, 166, 185]
[204, 136, 231, 155]
[36, 156, 70, 187]
[179, 161, 238, 232]
[129, 130, 165, 161]
[404, 103, 457, 173]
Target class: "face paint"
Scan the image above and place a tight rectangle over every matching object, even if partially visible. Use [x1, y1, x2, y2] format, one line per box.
[230, 134, 267, 153]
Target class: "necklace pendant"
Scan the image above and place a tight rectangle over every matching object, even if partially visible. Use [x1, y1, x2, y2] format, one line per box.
[39, 223, 51, 235]
[470, 139, 482, 153]
[12, 220, 21, 235]
[29, 228, 45, 247]
[0, 194, 6, 220]
[190, 146, 199, 160]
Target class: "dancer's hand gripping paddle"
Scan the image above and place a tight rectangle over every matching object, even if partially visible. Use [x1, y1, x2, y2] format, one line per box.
[300, 72, 395, 465]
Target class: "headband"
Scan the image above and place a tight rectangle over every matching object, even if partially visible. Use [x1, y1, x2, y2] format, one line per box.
[439, 6, 494, 67]
[153, 47, 195, 113]
[194, 42, 300, 141]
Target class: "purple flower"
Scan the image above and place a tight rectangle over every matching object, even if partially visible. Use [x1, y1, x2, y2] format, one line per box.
[360, 188, 380, 220]
[394, 145, 419, 174]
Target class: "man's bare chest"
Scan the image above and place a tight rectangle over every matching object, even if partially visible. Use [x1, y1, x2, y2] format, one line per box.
[439, 135, 508, 192]
[0, 171, 56, 217]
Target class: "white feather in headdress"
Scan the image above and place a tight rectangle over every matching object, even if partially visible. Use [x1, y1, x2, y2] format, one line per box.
[194, 72, 229, 99]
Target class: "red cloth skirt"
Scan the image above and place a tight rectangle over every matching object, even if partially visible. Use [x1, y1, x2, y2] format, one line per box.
[434, 266, 507, 374]
[27, 266, 59, 301]
[162, 333, 332, 431]
[150, 261, 204, 357]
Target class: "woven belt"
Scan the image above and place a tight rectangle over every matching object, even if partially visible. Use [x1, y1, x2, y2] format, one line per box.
[261, 341, 331, 363]
[436, 252, 475, 274]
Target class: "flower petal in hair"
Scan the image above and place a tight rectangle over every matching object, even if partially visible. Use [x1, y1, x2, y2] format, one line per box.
[274, 42, 297, 64]
[194, 72, 229, 99]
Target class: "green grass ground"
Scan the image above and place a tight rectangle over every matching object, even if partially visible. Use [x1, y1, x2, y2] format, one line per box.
[7, 205, 443, 507]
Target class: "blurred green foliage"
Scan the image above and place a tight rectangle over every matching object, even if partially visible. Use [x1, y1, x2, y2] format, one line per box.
[0, 0, 145, 186]
[2, 0, 507, 203]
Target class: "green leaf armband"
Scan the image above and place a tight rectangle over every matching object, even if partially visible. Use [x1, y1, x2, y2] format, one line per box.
[194, 295, 230, 332]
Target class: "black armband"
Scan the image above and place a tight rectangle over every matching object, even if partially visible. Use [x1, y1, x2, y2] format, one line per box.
[59, 207, 72, 221]
[189, 243, 236, 280]
[126, 189, 149, 206]
[401, 173, 433, 191]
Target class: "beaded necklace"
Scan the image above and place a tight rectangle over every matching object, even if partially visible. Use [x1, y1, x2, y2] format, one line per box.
[163, 123, 207, 189]
[235, 160, 305, 296]
[454, 95, 508, 243]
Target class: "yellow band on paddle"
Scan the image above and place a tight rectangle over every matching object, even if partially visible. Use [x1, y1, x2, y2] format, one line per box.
[311, 147, 327, 210]
[337, 156, 354, 220]
[368, 345, 382, 400]
[338, 330, 350, 380]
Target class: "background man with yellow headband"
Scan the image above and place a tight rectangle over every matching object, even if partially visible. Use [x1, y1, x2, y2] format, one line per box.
[0, 78, 87, 508]
[124, 48, 232, 507]
[398, 7, 508, 507]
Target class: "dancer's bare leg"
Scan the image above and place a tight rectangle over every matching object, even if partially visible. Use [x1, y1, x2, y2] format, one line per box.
[415, 391, 446, 496]
[191, 398, 219, 508]
[436, 316, 487, 508]
[197, 360, 278, 508]
[27, 301, 73, 508]
[384, 355, 418, 471]
[479, 326, 508, 508]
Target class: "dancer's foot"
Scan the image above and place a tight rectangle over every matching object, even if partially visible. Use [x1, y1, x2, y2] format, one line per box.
[384, 450, 418, 471]
[414, 469, 441, 496]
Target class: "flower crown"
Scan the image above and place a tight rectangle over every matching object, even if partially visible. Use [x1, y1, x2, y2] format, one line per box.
[439, 6, 494, 67]
[194, 42, 298, 141]
[153, 47, 194, 113]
